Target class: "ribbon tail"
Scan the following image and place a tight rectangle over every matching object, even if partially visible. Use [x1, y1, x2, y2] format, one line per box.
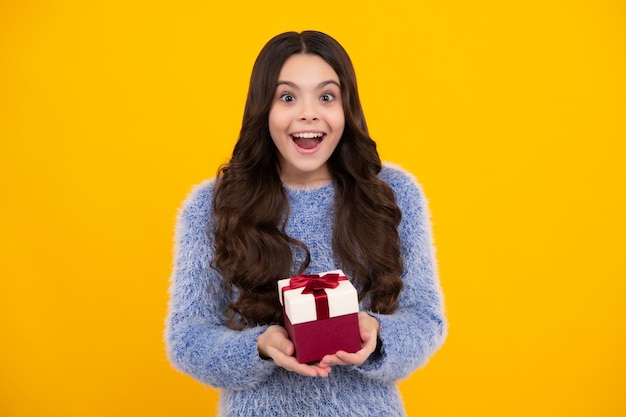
[312, 289, 330, 320]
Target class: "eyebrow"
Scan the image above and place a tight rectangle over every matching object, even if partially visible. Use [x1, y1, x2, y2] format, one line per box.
[275, 80, 341, 90]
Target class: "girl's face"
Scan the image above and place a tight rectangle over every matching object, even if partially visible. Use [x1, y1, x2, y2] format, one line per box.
[269, 54, 345, 186]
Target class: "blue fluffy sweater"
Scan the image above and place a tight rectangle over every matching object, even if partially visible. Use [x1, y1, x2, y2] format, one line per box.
[166, 164, 447, 417]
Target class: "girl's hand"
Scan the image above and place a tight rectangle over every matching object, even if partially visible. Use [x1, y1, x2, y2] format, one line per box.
[257, 325, 332, 377]
[319, 312, 380, 367]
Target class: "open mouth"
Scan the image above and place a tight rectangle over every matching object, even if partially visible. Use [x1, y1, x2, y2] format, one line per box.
[291, 132, 324, 150]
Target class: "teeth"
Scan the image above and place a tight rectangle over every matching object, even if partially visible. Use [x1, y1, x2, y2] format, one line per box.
[291, 132, 323, 139]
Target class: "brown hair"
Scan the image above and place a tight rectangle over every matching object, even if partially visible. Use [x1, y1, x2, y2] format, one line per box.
[212, 31, 403, 330]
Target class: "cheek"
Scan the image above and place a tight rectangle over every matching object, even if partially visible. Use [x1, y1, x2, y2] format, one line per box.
[330, 110, 346, 133]
[268, 108, 291, 135]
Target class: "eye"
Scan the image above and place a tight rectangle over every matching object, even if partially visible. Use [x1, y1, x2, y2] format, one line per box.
[320, 93, 336, 102]
[279, 93, 295, 103]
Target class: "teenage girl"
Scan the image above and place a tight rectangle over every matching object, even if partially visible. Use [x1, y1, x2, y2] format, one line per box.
[166, 30, 447, 417]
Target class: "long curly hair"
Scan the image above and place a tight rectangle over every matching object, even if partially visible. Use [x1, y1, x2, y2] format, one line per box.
[212, 31, 403, 330]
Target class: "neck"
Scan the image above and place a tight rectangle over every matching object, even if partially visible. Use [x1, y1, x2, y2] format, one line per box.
[281, 177, 332, 190]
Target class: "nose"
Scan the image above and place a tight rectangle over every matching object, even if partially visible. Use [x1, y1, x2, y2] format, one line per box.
[298, 99, 319, 121]
[299, 114, 318, 121]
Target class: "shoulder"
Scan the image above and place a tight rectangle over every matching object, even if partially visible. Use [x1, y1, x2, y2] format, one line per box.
[379, 162, 427, 207]
[379, 164, 435, 252]
[179, 178, 215, 213]
[175, 178, 216, 236]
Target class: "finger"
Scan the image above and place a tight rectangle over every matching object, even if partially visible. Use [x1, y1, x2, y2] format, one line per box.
[309, 363, 332, 377]
[335, 333, 378, 365]
[271, 349, 331, 377]
[291, 361, 331, 377]
[319, 354, 332, 366]
[276, 337, 294, 356]
[335, 349, 368, 365]
[361, 329, 377, 351]
[319, 353, 347, 367]
[272, 353, 319, 377]
[357, 312, 380, 334]
[360, 330, 372, 344]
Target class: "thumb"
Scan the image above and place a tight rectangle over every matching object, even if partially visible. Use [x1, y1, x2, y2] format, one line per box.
[276, 335, 294, 356]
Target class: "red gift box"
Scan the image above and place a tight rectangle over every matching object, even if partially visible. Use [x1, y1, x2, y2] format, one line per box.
[278, 270, 362, 363]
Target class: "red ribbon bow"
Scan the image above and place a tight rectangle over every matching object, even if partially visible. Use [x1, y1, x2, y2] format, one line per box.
[282, 273, 345, 320]
[288, 273, 342, 293]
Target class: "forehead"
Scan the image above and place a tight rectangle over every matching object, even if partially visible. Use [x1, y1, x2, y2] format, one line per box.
[277, 54, 340, 85]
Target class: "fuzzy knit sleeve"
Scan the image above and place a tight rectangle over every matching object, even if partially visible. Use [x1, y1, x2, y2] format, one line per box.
[355, 164, 447, 382]
[165, 180, 276, 390]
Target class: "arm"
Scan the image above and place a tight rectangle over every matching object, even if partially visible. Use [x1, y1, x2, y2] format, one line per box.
[165, 181, 276, 390]
[353, 168, 448, 382]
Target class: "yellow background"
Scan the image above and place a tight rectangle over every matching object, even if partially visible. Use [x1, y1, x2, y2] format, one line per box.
[1, 0, 625, 416]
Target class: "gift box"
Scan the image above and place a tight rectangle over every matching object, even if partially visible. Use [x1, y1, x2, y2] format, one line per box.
[278, 270, 361, 363]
